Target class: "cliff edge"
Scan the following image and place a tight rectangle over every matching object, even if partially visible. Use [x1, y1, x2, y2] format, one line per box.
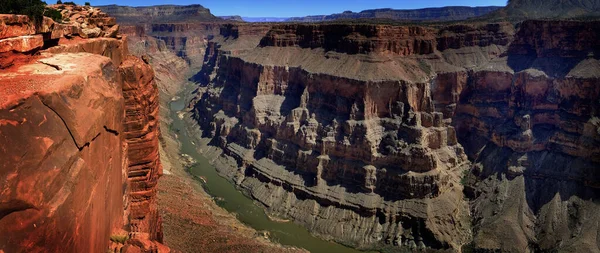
[0, 4, 166, 252]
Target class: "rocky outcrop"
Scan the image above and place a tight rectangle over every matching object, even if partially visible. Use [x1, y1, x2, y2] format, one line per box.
[0, 14, 35, 39]
[0, 51, 125, 253]
[189, 19, 600, 252]
[0, 9, 166, 253]
[135, 22, 270, 68]
[287, 6, 502, 22]
[47, 4, 121, 39]
[119, 55, 164, 246]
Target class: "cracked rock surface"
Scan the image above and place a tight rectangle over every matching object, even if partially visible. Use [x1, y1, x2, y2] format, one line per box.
[0, 10, 167, 253]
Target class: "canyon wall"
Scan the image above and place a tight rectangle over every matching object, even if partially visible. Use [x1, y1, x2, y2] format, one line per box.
[488, 0, 600, 20]
[99, 4, 226, 68]
[0, 6, 165, 252]
[189, 20, 600, 252]
[458, 20, 600, 253]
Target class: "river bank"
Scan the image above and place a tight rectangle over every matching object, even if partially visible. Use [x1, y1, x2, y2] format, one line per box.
[170, 84, 377, 253]
[156, 81, 307, 253]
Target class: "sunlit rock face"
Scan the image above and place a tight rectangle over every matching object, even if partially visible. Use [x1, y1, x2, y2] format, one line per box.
[188, 19, 600, 251]
[0, 8, 167, 253]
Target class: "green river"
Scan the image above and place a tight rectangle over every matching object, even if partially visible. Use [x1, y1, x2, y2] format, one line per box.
[168, 88, 375, 253]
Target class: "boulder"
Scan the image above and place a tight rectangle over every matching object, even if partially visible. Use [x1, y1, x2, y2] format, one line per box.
[0, 15, 35, 40]
[81, 27, 102, 38]
[0, 35, 44, 53]
[89, 17, 117, 27]
[104, 24, 120, 38]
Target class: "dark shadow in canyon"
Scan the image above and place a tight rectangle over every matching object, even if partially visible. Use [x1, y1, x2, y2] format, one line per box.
[507, 55, 587, 77]
[189, 43, 220, 86]
[464, 136, 600, 214]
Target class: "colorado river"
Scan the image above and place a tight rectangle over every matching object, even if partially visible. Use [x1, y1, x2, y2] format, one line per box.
[168, 87, 373, 253]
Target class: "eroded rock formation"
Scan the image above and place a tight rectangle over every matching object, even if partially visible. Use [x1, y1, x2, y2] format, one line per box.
[188, 20, 600, 252]
[458, 20, 600, 253]
[0, 7, 165, 253]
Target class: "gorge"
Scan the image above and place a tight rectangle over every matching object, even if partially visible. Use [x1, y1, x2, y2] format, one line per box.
[178, 20, 600, 252]
[0, 1, 599, 253]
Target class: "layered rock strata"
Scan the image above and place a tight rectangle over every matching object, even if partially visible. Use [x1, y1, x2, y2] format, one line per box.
[458, 20, 600, 252]
[260, 23, 513, 56]
[119, 55, 164, 247]
[0, 10, 165, 253]
[190, 23, 502, 251]
[149, 23, 221, 67]
[189, 20, 600, 252]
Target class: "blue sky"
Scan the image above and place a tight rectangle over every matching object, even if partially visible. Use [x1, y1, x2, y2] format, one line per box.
[73, 0, 507, 17]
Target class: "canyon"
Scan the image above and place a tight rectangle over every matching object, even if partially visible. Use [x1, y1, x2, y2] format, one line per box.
[0, 1, 599, 253]
[115, 7, 599, 253]
[0, 3, 308, 253]
[179, 19, 600, 251]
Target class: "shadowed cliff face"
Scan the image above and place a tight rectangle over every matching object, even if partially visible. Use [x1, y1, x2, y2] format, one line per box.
[503, 0, 600, 19]
[484, 0, 600, 20]
[184, 19, 600, 252]
[259, 23, 513, 56]
[457, 20, 600, 253]
[0, 6, 166, 253]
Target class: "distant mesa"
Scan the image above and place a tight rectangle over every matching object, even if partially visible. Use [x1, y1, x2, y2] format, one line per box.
[97, 4, 222, 24]
[219, 15, 244, 22]
[286, 6, 503, 22]
[242, 17, 290, 22]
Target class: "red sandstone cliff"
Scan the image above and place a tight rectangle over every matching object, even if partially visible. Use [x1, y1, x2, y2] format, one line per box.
[0, 6, 165, 253]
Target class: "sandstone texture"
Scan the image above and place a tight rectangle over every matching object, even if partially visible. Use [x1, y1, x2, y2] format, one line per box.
[186, 19, 600, 252]
[0, 8, 166, 253]
[120, 55, 164, 246]
[0, 52, 125, 253]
